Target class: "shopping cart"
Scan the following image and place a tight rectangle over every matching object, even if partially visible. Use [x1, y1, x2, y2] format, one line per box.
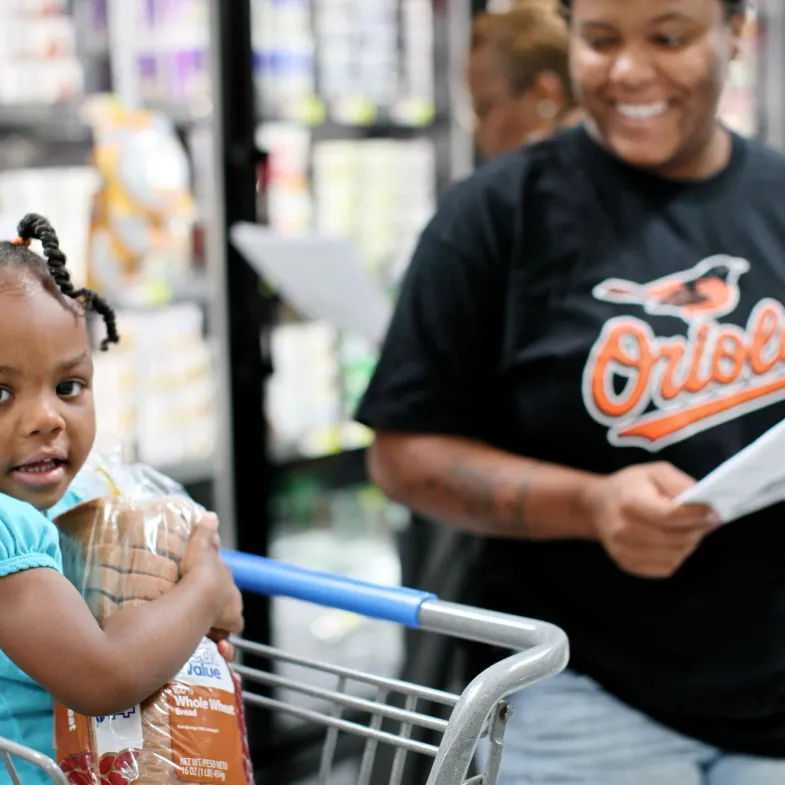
[0, 550, 569, 785]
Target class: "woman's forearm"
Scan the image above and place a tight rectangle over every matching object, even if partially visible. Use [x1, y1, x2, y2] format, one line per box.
[368, 432, 600, 541]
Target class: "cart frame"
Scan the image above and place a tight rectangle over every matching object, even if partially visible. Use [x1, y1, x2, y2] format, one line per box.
[0, 550, 569, 785]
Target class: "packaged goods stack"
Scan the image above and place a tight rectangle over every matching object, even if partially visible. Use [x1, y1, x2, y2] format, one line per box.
[0, 0, 83, 106]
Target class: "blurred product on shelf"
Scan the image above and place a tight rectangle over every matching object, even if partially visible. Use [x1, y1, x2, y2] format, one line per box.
[92, 303, 217, 470]
[254, 0, 435, 127]
[132, 0, 210, 106]
[267, 321, 343, 460]
[84, 97, 197, 305]
[312, 137, 435, 287]
[254, 0, 316, 123]
[0, 0, 84, 104]
[257, 122, 313, 236]
[76, 0, 210, 109]
[266, 321, 378, 460]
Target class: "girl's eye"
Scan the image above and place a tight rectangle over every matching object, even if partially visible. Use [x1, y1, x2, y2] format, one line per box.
[57, 380, 86, 398]
[588, 38, 619, 52]
[655, 35, 683, 47]
[0, 388, 11, 404]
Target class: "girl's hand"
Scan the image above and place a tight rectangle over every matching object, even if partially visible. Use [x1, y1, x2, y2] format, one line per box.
[181, 514, 244, 635]
[209, 628, 236, 663]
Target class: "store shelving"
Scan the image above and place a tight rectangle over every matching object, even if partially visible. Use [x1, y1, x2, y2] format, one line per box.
[196, 2, 474, 779]
[0, 104, 88, 135]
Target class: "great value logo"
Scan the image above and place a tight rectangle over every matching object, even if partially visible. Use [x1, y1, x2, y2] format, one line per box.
[178, 638, 235, 693]
[187, 644, 223, 681]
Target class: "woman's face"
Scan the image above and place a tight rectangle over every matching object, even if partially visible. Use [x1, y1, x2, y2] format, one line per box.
[468, 46, 560, 161]
[569, 0, 744, 176]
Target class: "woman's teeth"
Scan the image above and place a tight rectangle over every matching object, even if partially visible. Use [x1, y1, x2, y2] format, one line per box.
[616, 102, 669, 120]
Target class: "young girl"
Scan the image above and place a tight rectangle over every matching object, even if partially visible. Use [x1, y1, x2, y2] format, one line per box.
[0, 213, 243, 783]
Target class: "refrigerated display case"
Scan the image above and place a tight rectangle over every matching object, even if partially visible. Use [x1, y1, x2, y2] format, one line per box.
[210, 2, 475, 777]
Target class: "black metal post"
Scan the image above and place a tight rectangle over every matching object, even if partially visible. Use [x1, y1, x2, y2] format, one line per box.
[210, 0, 274, 762]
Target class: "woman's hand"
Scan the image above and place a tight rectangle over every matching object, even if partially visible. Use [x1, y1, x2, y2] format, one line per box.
[580, 462, 719, 579]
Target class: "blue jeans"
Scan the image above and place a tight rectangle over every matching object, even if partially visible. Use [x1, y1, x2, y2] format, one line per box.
[478, 670, 785, 784]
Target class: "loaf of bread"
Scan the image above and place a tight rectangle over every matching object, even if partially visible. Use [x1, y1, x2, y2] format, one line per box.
[54, 496, 253, 785]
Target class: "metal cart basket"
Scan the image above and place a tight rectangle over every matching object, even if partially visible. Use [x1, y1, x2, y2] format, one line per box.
[0, 550, 569, 785]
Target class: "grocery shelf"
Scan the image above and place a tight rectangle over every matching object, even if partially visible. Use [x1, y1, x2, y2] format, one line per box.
[258, 115, 445, 139]
[144, 100, 214, 127]
[0, 104, 91, 142]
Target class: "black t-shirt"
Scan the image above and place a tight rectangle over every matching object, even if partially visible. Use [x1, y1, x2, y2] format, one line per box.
[356, 124, 785, 756]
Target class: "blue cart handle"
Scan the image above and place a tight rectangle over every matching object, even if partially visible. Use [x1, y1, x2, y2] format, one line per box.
[221, 549, 437, 628]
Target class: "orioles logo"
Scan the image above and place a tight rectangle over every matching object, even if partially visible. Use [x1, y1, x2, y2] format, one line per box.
[592, 255, 750, 322]
[583, 256, 785, 450]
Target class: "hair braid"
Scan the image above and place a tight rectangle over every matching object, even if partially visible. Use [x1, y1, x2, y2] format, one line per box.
[16, 213, 120, 350]
[84, 292, 120, 351]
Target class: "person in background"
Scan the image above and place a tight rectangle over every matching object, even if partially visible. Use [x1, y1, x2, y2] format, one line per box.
[357, 0, 785, 782]
[468, 0, 582, 161]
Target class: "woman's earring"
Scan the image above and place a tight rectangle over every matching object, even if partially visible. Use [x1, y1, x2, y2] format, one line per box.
[537, 99, 558, 120]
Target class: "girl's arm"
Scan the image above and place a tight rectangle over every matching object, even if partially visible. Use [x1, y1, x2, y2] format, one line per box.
[0, 519, 242, 717]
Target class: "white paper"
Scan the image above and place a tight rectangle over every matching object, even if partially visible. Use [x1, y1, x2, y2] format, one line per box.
[230, 222, 393, 345]
[677, 418, 785, 523]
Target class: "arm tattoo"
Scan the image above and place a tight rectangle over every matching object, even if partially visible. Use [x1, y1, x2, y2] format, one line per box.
[447, 463, 496, 521]
[510, 463, 538, 537]
[421, 460, 540, 538]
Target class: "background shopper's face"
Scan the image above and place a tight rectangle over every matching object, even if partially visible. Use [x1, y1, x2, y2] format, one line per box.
[569, 0, 743, 175]
[468, 47, 561, 161]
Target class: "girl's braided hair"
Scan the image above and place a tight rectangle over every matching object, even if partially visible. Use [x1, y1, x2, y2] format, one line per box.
[559, 0, 746, 18]
[1, 213, 119, 350]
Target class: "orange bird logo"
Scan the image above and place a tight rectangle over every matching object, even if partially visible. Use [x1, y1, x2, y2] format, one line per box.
[592, 255, 750, 322]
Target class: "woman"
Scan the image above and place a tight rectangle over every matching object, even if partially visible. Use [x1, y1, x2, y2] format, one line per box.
[468, 0, 582, 160]
[357, 0, 785, 782]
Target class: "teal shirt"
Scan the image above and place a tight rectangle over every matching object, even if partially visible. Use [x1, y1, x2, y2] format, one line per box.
[0, 487, 82, 785]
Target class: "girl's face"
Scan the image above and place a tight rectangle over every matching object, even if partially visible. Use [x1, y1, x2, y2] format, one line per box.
[569, 0, 744, 177]
[0, 278, 95, 510]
